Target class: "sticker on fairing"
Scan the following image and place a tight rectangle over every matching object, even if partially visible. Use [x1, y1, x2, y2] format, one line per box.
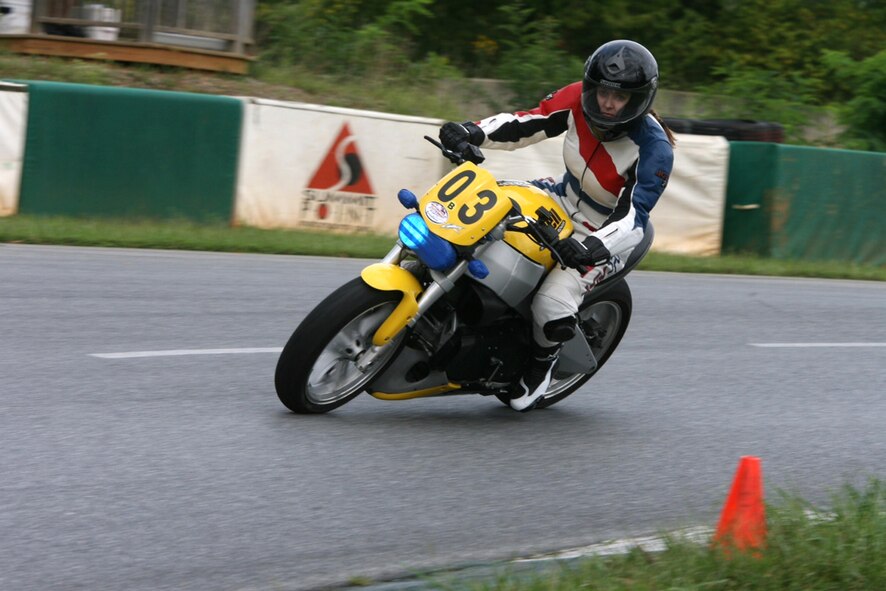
[424, 202, 449, 224]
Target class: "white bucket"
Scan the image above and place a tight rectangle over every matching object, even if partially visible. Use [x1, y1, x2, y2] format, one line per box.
[0, 0, 32, 35]
[82, 3, 120, 41]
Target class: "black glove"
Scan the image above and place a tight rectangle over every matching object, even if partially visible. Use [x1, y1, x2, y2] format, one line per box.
[553, 235, 611, 269]
[439, 121, 485, 151]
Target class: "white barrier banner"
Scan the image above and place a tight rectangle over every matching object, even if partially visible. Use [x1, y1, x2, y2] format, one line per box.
[235, 99, 446, 235]
[480, 132, 729, 256]
[653, 133, 729, 256]
[236, 99, 729, 255]
[0, 83, 27, 217]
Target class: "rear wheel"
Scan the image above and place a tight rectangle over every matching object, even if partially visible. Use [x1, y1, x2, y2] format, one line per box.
[537, 279, 632, 408]
[275, 278, 406, 414]
[496, 279, 633, 409]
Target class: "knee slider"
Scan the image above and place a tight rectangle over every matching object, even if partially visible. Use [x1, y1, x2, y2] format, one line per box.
[543, 317, 576, 343]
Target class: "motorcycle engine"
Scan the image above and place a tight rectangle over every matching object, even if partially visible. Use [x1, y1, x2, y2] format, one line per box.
[439, 320, 530, 384]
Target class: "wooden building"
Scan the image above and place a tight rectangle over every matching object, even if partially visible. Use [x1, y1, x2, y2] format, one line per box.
[0, 0, 254, 73]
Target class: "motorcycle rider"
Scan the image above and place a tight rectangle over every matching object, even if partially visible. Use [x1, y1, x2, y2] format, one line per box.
[439, 39, 675, 412]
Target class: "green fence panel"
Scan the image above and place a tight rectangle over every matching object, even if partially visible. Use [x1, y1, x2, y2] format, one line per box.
[18, 81, 243, 222]
[722, 143, 778, 257]
[723, 142, 885, 266]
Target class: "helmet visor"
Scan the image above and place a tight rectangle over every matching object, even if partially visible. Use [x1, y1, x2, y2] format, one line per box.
[581, 81, 654, 129]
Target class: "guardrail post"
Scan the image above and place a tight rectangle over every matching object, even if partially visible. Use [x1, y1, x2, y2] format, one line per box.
[139, 0, 158, 43]
[30, 0, 45, 34]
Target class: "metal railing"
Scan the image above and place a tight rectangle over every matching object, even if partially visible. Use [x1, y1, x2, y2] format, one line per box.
[0, 0, 254, 55]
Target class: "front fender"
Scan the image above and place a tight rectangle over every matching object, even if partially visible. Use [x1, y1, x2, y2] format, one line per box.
[361, 263, 423, 346]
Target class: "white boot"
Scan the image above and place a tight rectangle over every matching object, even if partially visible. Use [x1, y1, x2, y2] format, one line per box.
[509, 348, 558, 412]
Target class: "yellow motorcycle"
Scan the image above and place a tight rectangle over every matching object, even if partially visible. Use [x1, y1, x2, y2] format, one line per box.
[275, 138, 653, 413]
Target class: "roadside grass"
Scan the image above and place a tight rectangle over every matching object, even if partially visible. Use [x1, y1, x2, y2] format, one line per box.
[1, 215, 883, 281]
[0, 215, 393, 259]
[447, 479, 885, 591]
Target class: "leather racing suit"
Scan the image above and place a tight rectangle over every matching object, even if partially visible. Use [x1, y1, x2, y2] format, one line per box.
[471, 81, 674, 348]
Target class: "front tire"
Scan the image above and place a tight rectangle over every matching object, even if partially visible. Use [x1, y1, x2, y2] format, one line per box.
[275, 278, 405, 414]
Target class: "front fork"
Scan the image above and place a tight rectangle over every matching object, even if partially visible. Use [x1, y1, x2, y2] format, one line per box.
[355, 242, 482, 371]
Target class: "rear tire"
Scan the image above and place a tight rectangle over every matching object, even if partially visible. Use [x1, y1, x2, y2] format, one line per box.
[536, 279, 632, 408]
[496, 279, 633, 409]
[275, 278, 405, 414]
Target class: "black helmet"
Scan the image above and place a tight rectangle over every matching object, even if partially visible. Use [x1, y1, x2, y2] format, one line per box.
[582, 40, 659, 132]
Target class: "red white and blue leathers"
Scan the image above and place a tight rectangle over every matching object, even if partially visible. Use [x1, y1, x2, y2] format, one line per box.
[473, 81, 674, 347]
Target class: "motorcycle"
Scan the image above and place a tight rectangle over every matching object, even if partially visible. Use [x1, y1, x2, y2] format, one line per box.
[274, 137, 654, 413]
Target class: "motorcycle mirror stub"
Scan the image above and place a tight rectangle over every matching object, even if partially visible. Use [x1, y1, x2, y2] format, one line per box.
[398, 188, 419, 209]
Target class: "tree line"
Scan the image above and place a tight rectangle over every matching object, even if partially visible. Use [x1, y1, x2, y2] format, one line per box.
[255, 0, 886, 151]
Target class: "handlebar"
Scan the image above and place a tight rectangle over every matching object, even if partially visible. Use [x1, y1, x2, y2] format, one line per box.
[506, 212, 589, 274]
[424, 135, 485, 165]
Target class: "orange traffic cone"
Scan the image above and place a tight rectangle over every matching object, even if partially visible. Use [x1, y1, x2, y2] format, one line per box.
[713, 456, 766, 554]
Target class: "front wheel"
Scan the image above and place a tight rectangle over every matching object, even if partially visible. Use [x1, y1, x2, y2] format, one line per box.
[275, 278, 406, 414]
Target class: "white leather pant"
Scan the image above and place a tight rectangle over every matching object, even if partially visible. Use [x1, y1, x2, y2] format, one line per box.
[530, 256, 626, 348]
[528, 176, 636, 348]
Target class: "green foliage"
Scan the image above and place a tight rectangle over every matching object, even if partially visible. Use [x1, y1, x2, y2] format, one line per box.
[822, 49, 886, 152]
[750, 480, 886, 590]
[252, 1, 886, 150]
[373, 0, 433, 33]
[256, 0, 433, 77]
[495, 6, 585, 106]
[253, 0, 466, 116]
[699, 65, 823, 144]
[652, 5, 721, 89]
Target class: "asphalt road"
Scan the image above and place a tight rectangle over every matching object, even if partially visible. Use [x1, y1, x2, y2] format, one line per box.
[2, 244, 884, 591]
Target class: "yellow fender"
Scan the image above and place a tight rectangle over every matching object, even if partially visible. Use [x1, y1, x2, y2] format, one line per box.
[360, 263, 423, 346]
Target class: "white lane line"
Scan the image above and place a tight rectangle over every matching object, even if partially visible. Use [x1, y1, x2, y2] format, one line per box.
[90, 348, 282, 359]
[750, 342, 886, 348]
[516, 526, 713, 562]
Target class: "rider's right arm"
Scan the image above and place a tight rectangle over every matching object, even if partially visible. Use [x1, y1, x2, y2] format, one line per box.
[474, 82, 579, 151]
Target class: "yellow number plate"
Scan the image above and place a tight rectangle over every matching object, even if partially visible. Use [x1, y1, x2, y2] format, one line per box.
[418, 162, 512, 246]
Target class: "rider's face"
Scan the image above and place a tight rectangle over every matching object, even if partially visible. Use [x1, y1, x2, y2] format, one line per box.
[596, 87, 631, 119]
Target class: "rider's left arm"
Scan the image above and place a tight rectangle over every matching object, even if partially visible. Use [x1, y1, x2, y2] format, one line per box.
[592, 137, 674, 256]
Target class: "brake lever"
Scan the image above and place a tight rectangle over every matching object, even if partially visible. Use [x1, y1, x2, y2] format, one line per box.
[424, 135, 464, 164]
[424, 136, 485, 165]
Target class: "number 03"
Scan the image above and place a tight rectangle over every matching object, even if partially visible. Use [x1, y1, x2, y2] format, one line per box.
[437, 170, 499, 225]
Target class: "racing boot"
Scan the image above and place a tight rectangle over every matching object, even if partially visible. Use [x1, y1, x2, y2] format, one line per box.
[509, 344, 560, 412]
